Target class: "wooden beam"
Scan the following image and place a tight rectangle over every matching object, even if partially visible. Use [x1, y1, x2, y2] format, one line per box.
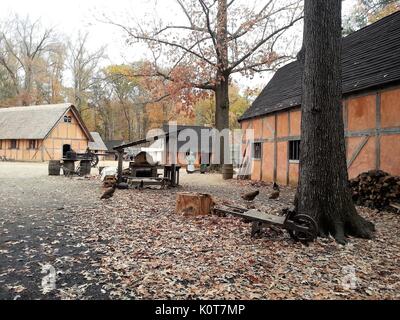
[114, 130, 182, 151]
[347, 135, 370, 169]
[273, 114, 278, 183]
[117, 150, 124, 184]
[376, 92, 382, 170]
[287, 111, 291, 186]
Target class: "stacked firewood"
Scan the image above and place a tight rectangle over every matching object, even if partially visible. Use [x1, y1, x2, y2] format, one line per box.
[349, 170, 400, 210]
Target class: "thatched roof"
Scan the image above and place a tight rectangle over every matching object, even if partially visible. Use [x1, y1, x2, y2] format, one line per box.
[0, 103, 93, 141]
[89, 132, 108, 151]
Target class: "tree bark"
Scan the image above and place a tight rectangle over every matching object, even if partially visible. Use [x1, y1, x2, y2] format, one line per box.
[215, 74, 230, 132]
[215, 0, 230, 166]
[296, 0, 375, 244]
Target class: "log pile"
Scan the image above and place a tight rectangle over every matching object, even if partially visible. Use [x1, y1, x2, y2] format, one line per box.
[349, 170, 400, 210]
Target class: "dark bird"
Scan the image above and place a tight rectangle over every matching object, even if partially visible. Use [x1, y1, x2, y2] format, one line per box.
[269, 183, 280, 200]
[241, 190, 260, 202]
[101, 184, 116, 200]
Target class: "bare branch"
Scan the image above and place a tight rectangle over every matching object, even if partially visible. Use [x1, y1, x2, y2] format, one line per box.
[229, 15, 303, 72]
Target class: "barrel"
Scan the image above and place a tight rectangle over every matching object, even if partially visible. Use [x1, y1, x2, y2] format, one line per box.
[63, 160, 75, 176]
[48, 161, 61, 176]
[222, 164, 234, 180]
[79, 160, 92, 176]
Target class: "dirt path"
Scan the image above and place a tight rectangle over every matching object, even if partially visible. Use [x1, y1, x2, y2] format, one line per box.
[0, 162, 399, 300]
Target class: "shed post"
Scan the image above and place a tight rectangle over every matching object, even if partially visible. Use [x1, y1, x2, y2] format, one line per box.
[41, 141, 44, 162]
[117, 149, 124, 184]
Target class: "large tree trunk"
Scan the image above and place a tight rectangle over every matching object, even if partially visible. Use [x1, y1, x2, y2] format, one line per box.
[296, 0, 375, 244]
[215, 74, 230, 166]
[215, 74, 230, 132]
[215, 0, 230, 167]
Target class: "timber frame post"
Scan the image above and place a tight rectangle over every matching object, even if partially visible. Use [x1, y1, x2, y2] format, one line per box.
[375, 92, 382, 170]
[273, 114, 278, 183]
[117, 150, 124, 184]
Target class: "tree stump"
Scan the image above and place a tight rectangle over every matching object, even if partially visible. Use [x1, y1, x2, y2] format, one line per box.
[176, 193, 214, 216]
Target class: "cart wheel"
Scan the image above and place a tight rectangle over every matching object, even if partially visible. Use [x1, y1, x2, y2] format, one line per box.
[91, 154, 99, 168]
[288, 214, 318, 243]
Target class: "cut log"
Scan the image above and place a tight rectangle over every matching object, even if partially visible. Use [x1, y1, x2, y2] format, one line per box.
[176, 193, 214, 216]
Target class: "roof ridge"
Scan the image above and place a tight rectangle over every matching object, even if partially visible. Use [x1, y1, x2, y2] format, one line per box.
[0, 103, 72, 112]
[240, 11, 400, 122]
[344, 10, 400, 40]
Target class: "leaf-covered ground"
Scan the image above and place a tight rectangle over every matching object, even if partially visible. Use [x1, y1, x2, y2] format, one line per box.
[0, 163, 399, 300]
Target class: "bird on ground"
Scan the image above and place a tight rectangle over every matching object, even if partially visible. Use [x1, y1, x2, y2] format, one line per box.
[137, 180, 144, 190]
[100, 184, 117, 200]
[241, 190, 260, 202]
[269, 183, 280, 200]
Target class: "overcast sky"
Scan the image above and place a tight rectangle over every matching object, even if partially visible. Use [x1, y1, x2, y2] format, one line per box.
[0, 0, 357, 88]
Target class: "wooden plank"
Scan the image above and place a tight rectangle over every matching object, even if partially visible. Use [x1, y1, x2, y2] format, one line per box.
[117, 150, 124, 183]
[347, 135, 370, 169]
[234, 209, 286, 225]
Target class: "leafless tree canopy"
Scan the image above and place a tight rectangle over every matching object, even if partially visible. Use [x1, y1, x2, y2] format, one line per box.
[110, 0, 303, 90]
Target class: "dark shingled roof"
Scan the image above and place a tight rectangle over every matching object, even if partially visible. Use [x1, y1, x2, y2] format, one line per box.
[240, 11, 400, 122]
[105, 140, 125, 151]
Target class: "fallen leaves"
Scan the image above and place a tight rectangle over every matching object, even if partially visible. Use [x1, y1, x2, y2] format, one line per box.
[0, 172, 399, 300]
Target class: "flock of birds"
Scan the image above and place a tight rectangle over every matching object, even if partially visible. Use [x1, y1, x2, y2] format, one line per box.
[241, 182, 280, 202]
[100, 181, 281, 202]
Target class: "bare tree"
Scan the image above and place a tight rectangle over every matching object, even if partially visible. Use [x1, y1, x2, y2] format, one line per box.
[34, 42, 67, 104]
[0, 15, 55, 105]
[107, 0, 303, 163]
[296, 0, 375, 244]
[68, 33, 106, 112]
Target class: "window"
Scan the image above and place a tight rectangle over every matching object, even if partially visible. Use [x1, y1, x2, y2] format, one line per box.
[289, 140, 301, 161]
[253, 142, 262, 159]
[28, 140, 38, 150]
[10, 140, 18, 150]
[64, 115, 72, 123]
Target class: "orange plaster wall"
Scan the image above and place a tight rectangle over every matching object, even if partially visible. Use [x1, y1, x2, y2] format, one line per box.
[347, 94, 376, 131]
[277, 112, 289, 138]
[380, 135, 400, 176]
[262, 142, 274, 182]
[289, 110, 301, 136]
[251, 160, 262, 181]
[240, 86, 400, 184]
[289, 163, 299, 185]
[276, 142, 287, 185]
[253, 118, 263, 140]
[262, 115, 275, 139]
[381, 88, 400, 128]
[347, 136, 376, 179]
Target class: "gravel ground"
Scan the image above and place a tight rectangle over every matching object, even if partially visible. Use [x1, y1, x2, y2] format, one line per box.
[0, 162, 399, 300]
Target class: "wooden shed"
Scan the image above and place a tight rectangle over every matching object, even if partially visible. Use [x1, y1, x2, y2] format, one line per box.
[0, 103, 93, 162]
[162, 124, 214, 167]
[239, 11, 400, 185]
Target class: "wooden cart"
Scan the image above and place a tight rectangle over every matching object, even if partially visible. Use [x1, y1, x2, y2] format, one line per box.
[215, 205, 318, 243]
